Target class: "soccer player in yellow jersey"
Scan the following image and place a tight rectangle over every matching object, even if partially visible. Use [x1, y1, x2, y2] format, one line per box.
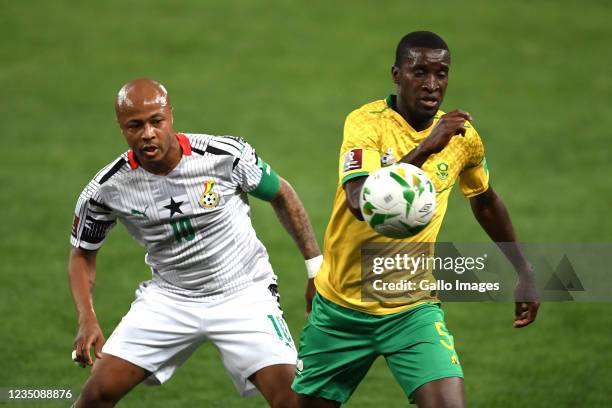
[292, 31, 540, 407]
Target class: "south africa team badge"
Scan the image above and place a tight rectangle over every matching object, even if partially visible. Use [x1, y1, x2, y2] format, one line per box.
[199, 179, 219, 209]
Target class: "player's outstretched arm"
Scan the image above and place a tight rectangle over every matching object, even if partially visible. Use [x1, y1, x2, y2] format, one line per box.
[68, 247, 105, 366]
[469, 186, 540, 328]
[269, 177, 322, 314]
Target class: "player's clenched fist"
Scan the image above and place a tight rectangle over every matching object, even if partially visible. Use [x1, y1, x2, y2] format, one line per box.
[419, 109, 473, 155]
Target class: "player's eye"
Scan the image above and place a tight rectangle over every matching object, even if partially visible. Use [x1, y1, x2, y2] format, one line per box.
[437, 71, 448, 79]
[127, 122, 142, 130]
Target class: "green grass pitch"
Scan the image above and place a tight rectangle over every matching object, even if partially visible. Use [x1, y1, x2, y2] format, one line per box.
[1, 1, 611, 407]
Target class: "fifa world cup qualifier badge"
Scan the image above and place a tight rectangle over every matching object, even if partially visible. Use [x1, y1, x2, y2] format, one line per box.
[343, 149, 363, 172]
[199, 179, 219, 209]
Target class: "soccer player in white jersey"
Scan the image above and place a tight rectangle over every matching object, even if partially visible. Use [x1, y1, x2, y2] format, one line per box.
[68, 79, 321, 408]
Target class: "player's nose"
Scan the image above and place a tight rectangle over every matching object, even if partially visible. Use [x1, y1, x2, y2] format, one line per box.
[142, 123, 155, 140]
[423, 74, 439, 92]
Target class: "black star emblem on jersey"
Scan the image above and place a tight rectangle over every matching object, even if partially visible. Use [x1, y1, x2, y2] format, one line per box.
[164, 197, 184, 217]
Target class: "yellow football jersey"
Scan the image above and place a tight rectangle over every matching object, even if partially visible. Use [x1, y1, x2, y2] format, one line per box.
[315, 95, 489, 315]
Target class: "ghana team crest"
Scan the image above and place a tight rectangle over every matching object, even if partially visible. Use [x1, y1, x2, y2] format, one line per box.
[199, 179, 219, 209]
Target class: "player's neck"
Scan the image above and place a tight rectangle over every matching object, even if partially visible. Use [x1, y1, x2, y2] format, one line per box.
[142, 162, 177, 176]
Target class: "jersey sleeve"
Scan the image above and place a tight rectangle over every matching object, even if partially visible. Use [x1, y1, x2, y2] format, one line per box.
[70, 181, 117, 250]
[339, 110, 381, 185]
[230, 138, 280, 200]
[459, 127, 490, 197]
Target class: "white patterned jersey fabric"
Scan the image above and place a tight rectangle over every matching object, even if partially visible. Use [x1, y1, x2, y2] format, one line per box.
[70, 133, 276, 300]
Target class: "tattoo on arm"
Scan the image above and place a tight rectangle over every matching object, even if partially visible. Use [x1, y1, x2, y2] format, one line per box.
[270, 178, 321, 259]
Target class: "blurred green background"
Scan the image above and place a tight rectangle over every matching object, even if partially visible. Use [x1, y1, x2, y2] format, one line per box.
[1, 0, 611, 407]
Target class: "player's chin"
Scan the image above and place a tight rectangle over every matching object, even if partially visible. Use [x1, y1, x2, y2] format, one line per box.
[414, 107, 438, 121]
[416, 102, 439, 116]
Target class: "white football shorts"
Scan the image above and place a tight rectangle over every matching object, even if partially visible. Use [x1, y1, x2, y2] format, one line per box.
[102, 280, 297, 396]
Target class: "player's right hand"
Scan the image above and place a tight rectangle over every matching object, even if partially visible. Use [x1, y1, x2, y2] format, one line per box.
[419, 109, 472, 155]
[73, 318, 105, 367]
[513, 275, 540, 328]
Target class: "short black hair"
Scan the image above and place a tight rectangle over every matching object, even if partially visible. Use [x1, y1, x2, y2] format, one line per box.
[394, 31, 450, 66]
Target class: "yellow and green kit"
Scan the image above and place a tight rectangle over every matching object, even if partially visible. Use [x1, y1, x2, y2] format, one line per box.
[316, 95, 489, 315]
[293, 96, 489, 403]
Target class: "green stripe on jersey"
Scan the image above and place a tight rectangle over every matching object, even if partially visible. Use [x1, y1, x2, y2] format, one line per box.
[341, 171, 369, 186]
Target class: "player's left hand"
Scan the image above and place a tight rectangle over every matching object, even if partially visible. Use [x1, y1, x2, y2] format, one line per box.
[513, 275, 540, 328]
[305, 278, 315, 318]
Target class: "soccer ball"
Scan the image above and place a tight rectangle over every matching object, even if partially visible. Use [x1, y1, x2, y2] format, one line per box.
[359, 163, 436, 238]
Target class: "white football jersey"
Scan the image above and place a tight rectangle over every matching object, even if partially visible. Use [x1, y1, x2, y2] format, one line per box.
[71, 133, 277, 300]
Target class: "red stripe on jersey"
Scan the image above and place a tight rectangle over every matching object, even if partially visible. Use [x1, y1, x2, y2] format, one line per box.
[128, 150, 139, 169]
[176, 133, 192, 156]
[127, 133, 192, 170]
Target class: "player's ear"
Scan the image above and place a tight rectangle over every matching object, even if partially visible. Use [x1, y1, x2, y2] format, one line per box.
[391, 65, 400, 85]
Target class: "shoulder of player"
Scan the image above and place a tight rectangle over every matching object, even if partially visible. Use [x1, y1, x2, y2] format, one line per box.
[75, 153, 129, 209]
[91, 152, 131, 186]
[347, 99, 389, 120]
[184, 133, 250, 158]
[343, 99, 389, 134]
[463, 121, 481, 142]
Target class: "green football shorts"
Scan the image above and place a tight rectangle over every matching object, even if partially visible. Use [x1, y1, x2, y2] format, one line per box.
[292, 293, 463, 404]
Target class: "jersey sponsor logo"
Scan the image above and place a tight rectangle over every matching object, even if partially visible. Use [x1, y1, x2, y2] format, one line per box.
[381, 147, 397, 167]
[343, 149, 363, 172]
[199, 179, 219, 209]
[435, 162, 449, 180]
